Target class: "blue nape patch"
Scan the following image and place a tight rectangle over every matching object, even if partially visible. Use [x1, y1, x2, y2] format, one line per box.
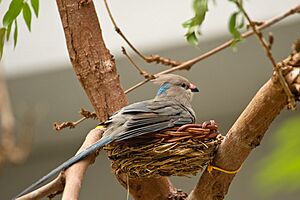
[157, 83, 171, 96]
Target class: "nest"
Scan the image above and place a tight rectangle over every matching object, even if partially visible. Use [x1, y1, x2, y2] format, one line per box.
[104, 120, 223, 178]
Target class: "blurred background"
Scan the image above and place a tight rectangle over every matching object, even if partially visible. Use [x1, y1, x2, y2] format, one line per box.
[0, 0, 299, 199]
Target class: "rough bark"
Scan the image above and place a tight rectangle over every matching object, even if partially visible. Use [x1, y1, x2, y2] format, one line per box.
[187, 52, 300, 200]
[56, 0, 127, 121]
[55, 0, 176, 199]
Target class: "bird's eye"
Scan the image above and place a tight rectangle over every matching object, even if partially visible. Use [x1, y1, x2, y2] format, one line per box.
[181, 83, 188, 89]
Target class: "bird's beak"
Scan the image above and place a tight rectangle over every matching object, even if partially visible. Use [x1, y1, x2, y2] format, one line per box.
[189, 83, 199, 93]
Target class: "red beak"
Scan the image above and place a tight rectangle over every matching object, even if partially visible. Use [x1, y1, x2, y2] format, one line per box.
[189, 83, 199, 92]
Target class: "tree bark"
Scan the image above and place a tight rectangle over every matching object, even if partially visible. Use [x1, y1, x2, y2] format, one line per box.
[56, 0, 127, 121]
[55, 0, 176, 199]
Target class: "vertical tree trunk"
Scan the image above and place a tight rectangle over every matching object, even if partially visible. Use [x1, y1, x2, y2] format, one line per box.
[56, 0, 127, 121]
[55, 0, 176, 199]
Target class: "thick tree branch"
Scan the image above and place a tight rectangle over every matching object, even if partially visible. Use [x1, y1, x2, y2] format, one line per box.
[56, 0, 127, 121]
[187, 51, 300, 200]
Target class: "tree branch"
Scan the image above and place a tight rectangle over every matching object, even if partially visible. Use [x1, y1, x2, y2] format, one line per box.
[53, 108, 97, 131]
[56, 0, 127, 122]
[237, 1, 296, 109]
[121, 47, 155, 80]
[103, 0, 183, 68]
[187, 50, 300, 200]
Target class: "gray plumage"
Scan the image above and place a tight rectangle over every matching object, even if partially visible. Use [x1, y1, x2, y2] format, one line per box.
[14, 74, 199, 199]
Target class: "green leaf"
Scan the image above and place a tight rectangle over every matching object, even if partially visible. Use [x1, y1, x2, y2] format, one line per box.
[193, 0, 208, 16]
[6, 22, 12, 41]
[192, 0, 208, 26]
[13, 20, 18, 48]
[3, 0, 24, 27]
[186, 32, 198, 46]
[228, 12, 242, 46]
[182, 19, 193, 28]
[30, 0, 39, 17]
[183, 0, 209, 45]
[237, 16, 245, 29]
[0, 27, 6, 59]
[229, 12, 238, 35]
[22, 2, 32, 31]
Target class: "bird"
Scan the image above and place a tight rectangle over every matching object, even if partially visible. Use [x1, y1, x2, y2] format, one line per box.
[14, 74, 199, 199]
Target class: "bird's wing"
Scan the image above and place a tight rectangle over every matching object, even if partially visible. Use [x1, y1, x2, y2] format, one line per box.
[111, 99, 195, 141]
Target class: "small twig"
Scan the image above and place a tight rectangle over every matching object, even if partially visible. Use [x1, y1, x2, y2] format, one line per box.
[79, 108, 97, 119]
[103, 0, 183, 67]
[145, 54, 183, 68]
[53, 108, 98, 131]
[268, 32, 274, 50]
[53, 121, 78, 131]
[124, 4, 300, 94]
[125, 79, 149, 94]
[237, 2, 296, 109]
[121, 47, 155, 80]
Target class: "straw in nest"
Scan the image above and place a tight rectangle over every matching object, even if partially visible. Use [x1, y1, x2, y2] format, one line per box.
[104, 120, 223, 178]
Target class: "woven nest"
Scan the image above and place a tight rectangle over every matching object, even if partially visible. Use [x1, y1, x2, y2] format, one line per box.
[104, 120, 224, 178]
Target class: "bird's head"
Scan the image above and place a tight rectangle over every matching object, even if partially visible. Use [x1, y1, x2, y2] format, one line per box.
[152, 74, 199, 104]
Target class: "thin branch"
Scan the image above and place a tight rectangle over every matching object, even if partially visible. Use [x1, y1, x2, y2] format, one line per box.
[121, 47, 155, 80]
[103, 0, 183, 67]
[125, 79, 149, 94]
[17, 176, 64, 200]
[237, 1, 296, 109]
[53, 108, 97, 131]
[124, 4, 300, 94]
[53, 119, 85, 131]
[80, 108, 97, 119]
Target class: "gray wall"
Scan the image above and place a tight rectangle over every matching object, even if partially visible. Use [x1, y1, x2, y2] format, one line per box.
[1, 21, 299, 199]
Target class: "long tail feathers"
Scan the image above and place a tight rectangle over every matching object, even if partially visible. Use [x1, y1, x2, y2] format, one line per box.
[14, 136, 113, 199]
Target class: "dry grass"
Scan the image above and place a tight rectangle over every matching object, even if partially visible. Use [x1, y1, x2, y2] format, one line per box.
[104, 121, 224, 178]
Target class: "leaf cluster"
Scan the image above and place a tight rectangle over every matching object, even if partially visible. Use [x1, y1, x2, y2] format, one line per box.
[0, 0, 39, 59]
[183, 0, 245, 46]
[182, 0, 208, 46]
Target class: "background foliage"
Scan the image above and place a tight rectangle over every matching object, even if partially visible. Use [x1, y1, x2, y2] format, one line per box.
[256, 116, 300, 195]
[0, 0, 39, 59]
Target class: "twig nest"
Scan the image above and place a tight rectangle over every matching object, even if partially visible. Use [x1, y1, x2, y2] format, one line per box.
[104, 120, 223, 178]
